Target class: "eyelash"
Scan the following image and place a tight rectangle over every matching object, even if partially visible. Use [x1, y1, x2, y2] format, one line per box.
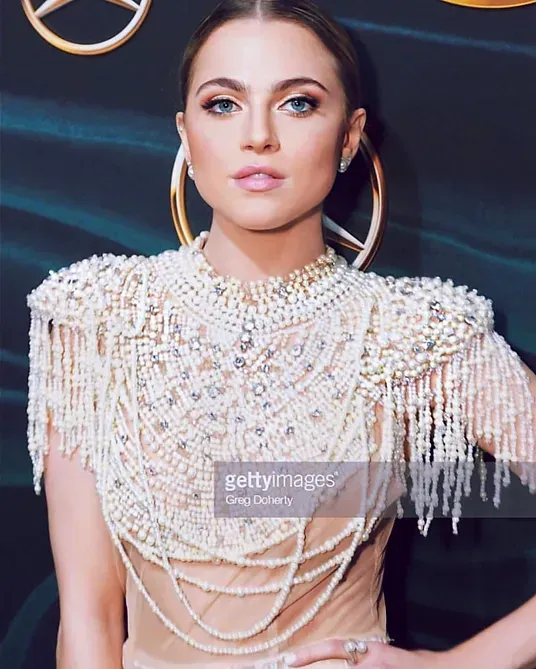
[201, 95, 319, 118]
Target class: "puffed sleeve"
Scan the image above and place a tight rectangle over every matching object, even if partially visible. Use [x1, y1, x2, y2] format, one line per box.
[26, 253, 146, 495]
[372, 275, 536, 536]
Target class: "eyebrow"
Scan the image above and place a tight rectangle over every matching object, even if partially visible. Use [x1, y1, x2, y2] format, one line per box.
[195, 76, 330, 96]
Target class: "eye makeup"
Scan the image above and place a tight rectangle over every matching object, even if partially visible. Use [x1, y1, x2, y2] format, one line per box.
[201, 94, 320, 118]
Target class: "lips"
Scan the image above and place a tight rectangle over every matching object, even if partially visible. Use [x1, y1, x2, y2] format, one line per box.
[232, 165, 286, 192]
[232, 165, 285, 180]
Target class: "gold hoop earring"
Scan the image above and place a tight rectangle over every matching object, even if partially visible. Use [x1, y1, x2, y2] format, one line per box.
[170, 132, 387, 271]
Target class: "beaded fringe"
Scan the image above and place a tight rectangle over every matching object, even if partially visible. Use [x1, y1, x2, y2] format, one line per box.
[27, 309, 535, 533]
[390, 328, 536, 536]
[27, 310, 114, 495]
[24, 249, 536, 656]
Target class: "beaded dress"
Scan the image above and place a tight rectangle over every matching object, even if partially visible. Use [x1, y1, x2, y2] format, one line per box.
[26, 231, 536, 668]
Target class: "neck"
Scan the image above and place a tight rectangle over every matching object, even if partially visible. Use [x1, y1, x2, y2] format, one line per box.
[201, 213, 327, 282]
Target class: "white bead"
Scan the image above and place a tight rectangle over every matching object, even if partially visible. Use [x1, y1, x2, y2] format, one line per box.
[25, 232, 536, 655]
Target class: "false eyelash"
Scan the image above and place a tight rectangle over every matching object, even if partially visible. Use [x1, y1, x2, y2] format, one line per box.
[201, 95, 320, 117]
[201, 97, 236, 112]
[285, 95, 319, 117]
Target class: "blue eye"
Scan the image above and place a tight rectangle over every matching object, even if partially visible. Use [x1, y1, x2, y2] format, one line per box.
[283, 96, 319, 116]
[202, 95, 319, 117]
[203, 98, 237, 114]
[286, 96, 318, 116]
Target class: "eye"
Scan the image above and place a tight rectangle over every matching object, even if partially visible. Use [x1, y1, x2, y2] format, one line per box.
[201, 94, 319, 117]
[202, 97, 238, 115]
[282, 95, 319, 117]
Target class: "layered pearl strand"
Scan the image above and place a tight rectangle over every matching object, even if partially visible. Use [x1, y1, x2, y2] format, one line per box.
[99, 234, 395, 653]
[25, 231, 536, 658]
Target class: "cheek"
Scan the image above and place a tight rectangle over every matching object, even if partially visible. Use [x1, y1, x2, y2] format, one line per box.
[189, 128, 228, 173]
[289, 135, 338, 198]
[187, 129, 234, 200]
[186, 120, 341, 216]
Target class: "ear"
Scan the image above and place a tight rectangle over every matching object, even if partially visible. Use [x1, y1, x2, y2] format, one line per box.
[341, 108, 367, 161]
[175, 111, 192, 163]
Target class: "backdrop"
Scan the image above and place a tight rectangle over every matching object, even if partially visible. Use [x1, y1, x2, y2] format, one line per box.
[1, 1, 536, 667]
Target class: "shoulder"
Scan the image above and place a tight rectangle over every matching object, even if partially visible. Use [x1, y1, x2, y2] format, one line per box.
[359, 272, 495, 382]
[26, 252, 154, 330]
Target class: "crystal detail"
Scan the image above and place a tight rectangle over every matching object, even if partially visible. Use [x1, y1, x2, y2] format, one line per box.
[24, 231, 518, 657]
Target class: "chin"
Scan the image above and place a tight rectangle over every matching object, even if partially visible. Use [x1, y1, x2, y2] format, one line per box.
[230, 218, 288, 233]
[222, 205, 296, 232]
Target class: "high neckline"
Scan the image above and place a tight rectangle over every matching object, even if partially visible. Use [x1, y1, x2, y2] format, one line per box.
[189, 230, 338, 300]
[157, 231, 361, 334]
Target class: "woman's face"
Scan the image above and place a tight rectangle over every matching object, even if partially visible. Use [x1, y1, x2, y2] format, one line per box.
[176, 18, 366, 232]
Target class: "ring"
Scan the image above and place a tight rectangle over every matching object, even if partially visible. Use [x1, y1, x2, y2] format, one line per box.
[343, 639, 369, 664]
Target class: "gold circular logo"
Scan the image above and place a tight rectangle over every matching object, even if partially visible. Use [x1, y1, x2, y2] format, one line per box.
[21, 0, 152, 55]
[442, 0, 535, 8]
[170, 133, 387, 271]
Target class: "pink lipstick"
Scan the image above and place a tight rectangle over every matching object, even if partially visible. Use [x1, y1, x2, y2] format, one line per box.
[232, 165, 286, 192]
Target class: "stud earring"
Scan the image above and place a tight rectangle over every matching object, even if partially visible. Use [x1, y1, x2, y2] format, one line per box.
[187, 163, 195, 180]
[338, 157, 351, 173]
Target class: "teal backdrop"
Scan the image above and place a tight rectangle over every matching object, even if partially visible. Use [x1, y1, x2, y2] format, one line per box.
[1, 1, 535, 667]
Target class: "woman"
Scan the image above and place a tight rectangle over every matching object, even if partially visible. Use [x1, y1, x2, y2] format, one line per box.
[26, 1, 536, 668]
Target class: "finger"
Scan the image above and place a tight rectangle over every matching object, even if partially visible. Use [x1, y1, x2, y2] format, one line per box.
[283, 638, 363, 667]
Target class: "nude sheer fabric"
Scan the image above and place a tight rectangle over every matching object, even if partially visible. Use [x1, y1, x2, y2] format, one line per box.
[120, 516, 396, 668]
[113, 389, 405, 667]
[25, 247, 535, 668]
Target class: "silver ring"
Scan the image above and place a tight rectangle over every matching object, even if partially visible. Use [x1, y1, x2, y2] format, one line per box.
[343, 639, 369, 664]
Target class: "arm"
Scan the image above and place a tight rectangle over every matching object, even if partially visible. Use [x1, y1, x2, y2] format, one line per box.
[45, 421, 126, 669]
[446, 360, 536, 669]
[25, 256, 136, 668]
[444, 593, 536, 669]
[474, 358, 536, 492]
[285, 334, 536, 669]
[283, 607, 536, 669]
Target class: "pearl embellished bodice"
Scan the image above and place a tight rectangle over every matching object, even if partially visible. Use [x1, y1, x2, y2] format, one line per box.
[26, 233, 535, 666]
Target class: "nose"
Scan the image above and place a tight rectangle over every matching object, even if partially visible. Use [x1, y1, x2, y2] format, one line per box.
[240, 105, 280, 154]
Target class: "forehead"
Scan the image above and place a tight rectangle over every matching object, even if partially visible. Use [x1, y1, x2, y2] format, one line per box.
[190, 18, 339, 89]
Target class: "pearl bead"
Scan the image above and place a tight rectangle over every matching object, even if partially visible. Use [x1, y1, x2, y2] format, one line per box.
[24, 232, 536, 656]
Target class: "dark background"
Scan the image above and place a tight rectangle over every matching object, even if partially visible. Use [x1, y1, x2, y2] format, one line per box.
[1, 1, 536, 667]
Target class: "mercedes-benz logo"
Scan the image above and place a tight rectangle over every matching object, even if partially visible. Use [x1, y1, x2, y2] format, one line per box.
[21, 0, 152, 55]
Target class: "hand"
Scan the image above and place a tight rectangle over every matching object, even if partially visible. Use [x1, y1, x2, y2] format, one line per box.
[283, 638, 450, 668]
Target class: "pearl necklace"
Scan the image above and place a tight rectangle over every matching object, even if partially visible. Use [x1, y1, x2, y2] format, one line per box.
[192, 230, 338, 300]
[170, 230, 358, 336]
